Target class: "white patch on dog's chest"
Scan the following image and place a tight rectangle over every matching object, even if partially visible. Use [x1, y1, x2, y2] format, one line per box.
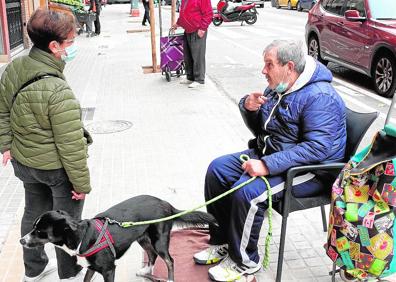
[76, 255, 90, 268]
[54, 244, 90, 267]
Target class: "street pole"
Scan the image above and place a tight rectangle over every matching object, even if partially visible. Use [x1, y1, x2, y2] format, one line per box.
[171, 0, 176, 26]
[149, 0, 157, 72]
[158, 0, 163, 37]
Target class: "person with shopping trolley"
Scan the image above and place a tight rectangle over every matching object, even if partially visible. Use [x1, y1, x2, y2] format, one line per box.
[170, 0, 213, 89]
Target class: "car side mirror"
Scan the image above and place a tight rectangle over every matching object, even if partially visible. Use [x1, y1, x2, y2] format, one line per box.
[345, 9, 366, 22]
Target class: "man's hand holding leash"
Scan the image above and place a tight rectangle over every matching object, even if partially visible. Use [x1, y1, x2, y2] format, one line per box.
[242, 159, 269, 177]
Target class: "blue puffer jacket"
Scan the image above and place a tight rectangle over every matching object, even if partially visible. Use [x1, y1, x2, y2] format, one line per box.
[239, 57, 346, 175]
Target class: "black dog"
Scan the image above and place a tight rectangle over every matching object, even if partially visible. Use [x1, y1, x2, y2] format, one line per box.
[20, 195, 217, 282]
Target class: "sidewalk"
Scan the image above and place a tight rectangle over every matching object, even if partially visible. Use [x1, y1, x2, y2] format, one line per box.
[0, 4, 342, 282]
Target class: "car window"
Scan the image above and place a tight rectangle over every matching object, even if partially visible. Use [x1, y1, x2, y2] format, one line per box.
[344, 0, 365, 17]
[323, 0, 345, 16]
[321, 0, 329, 7]
[368, 0, 396, 20]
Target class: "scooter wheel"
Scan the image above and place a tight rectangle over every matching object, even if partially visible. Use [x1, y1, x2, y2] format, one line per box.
[212, 17, 223, 26]
[245, 13, 257, 25]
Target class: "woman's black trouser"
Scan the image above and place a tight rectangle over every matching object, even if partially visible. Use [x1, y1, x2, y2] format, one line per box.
[11, 159, 84, 279]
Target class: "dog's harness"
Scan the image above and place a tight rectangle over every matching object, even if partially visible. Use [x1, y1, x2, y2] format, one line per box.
[77, 218, 116, 258]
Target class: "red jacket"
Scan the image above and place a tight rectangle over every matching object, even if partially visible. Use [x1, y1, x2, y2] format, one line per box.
[177, 0, 213, 33]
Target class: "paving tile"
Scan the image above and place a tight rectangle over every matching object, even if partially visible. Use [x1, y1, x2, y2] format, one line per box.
[304, 257, 326, 267]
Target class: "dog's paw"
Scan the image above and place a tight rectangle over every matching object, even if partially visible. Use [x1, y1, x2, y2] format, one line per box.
[136, 265, 153, 276]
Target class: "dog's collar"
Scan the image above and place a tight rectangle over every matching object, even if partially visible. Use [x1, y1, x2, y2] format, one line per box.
[77, 218, 116, 258]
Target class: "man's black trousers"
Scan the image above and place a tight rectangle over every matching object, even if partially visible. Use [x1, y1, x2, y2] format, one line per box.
[183, 31, 208, 84]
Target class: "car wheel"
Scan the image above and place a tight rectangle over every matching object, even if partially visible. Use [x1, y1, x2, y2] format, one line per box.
[297, 1, 302, 11]
[287, 1, 292, 9]
[308, 35, 328, 65]
[276, 0, 280, 8]
[372, 54, 396, 98]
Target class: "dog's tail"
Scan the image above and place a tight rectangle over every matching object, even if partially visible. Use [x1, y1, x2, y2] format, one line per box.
[172, 208, 217, 228]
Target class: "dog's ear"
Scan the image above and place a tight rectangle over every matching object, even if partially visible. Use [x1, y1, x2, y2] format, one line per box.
[63, 217, 78, 231]
[55, 210, 78, 231]
[56, 210, 70, 216]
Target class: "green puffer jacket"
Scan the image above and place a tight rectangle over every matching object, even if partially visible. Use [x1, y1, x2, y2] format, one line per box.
[0, 47, 92, 193]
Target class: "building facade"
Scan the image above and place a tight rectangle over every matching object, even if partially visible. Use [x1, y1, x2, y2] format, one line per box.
[0, 0, 45, 63]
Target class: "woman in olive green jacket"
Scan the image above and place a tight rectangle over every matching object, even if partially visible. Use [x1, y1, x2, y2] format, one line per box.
[0, 9, 92, 281]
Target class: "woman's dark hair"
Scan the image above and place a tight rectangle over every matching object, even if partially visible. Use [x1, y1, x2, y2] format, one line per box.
[27, 9, 76, 53]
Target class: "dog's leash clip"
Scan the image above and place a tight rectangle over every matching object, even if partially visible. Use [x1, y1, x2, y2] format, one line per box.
[105, 217, 135, 228]
[105, 217, 122, 227]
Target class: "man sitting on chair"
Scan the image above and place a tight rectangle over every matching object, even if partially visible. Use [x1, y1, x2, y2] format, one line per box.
[193, 39, 347, 282]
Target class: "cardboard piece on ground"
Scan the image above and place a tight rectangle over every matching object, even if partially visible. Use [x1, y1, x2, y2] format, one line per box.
[142, 228, 257, 282]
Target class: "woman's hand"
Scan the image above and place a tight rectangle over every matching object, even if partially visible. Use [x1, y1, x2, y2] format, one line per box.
[71, 190, 86, 200]
[2, 150, 12, 166]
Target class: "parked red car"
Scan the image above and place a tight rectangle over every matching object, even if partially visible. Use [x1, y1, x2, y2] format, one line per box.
[305, 0, 396, 97]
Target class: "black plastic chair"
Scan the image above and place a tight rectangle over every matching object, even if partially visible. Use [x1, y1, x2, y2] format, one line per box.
[273, 108, 379, 282]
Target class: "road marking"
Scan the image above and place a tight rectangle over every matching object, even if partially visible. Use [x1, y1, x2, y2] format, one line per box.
[334, 85, 364, 97]
[243, 26, 277, 37]
[265, 24, 305, 36]
[225, 55, 237, 64]
[333, 77, 391, 105]
[211, 26, 243, 39]
[340, 93, 396, 124]
[211, 28, 262, 57]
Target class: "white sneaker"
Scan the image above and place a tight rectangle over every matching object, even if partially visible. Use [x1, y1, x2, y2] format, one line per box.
[23, 259, 57, 282]
[193, 244, 228, 265]
[208, 256, 261, 282]
[60, 268, 97, 281]
[188, 81, 204, 88]
[179, 78, 193, 84]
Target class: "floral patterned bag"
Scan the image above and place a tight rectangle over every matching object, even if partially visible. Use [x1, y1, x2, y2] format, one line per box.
[326, 125, 396, 280]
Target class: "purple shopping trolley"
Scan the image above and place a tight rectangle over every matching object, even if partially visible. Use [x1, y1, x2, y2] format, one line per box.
[160, 32, 185, 82]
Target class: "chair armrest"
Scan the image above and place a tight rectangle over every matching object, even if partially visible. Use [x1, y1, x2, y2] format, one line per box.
[279, 162, 346, 216]
[286, 162, 346, 181]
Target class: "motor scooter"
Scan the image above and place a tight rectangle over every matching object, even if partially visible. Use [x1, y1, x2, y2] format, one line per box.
[212, 0, 258, 26]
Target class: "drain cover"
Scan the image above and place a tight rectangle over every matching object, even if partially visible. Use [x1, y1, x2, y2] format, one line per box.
[85, 120, 133, 134]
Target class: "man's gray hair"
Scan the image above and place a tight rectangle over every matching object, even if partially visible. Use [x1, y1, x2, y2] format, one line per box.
[263, 40, 306, 74]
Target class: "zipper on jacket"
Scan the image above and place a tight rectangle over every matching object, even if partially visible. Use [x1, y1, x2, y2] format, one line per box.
[261, 93, 282, 155]
[264, 93, 282, 131]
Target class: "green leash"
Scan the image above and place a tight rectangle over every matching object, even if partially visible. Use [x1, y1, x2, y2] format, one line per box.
[107, 154, 273, 269]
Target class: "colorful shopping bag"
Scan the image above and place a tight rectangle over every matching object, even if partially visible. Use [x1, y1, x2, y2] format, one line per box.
[326, 125, 396, 280]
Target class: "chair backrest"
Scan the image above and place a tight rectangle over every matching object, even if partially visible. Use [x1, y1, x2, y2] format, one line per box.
[344, 108, 379, 161]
